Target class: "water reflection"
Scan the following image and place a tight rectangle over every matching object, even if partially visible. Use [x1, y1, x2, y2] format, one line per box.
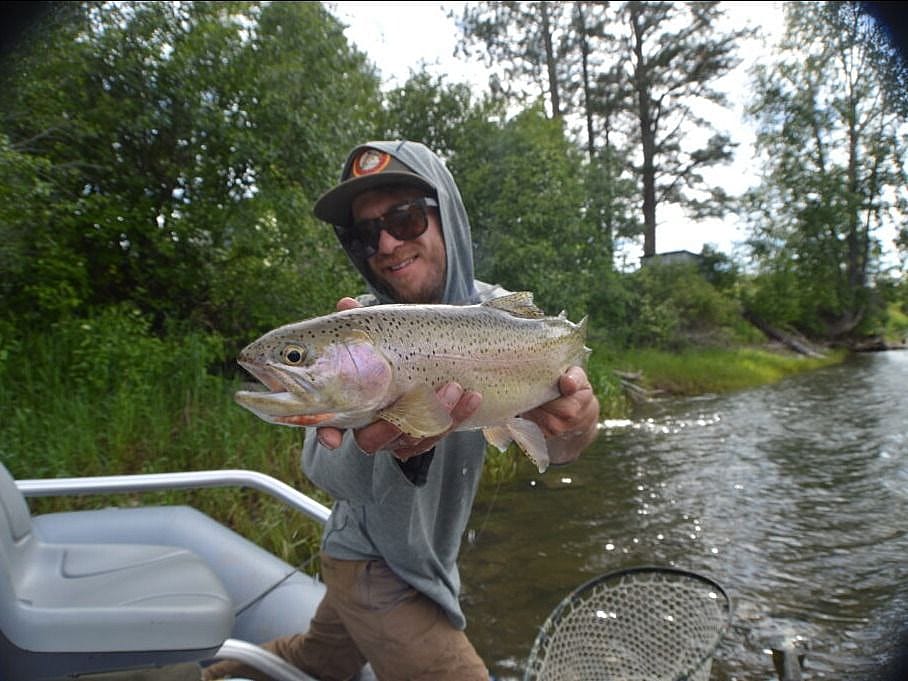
[460, 351, 908, 680]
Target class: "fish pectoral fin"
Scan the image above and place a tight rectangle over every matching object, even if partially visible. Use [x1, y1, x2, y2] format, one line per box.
[482, 426, 513, 452]
[506, 417, 550, 474]
[378, 385, 453, 438]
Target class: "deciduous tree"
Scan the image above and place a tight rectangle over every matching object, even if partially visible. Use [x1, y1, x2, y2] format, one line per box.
[744, 1, 908, 337]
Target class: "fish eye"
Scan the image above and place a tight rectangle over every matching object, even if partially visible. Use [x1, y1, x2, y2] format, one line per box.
[282, 345, 306, 365]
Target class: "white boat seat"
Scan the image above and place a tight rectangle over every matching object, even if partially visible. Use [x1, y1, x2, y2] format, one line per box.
[0, 461, 235, 680]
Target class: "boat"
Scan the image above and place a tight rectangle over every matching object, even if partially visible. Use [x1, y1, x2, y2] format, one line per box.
[2, 460, 744, 681]
[0, 460, 377, 681]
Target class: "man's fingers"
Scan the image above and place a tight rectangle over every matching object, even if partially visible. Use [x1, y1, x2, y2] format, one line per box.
[450, 390, 482, 423]
[336, 297, 361, 312]
[316, 427, 344, 450]
[558, 366, 590, 397]
[320, 381, 483, 457]
[354, 420, 403, 454]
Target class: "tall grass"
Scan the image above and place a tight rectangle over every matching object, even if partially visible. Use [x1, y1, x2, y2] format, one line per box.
[0, 308, 848, 569]
[0, 307, 328, 570]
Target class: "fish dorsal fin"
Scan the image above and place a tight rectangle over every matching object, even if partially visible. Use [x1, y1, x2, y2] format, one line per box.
[482, 292, 546, 319]
[378, 384, 453, 439]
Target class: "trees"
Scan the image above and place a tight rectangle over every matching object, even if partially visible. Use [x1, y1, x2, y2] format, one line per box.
[744, 1, 908, 338]
[382, 71, 603, 318]
[618, 1, 748, 257]
[455, 1, 749, 261]
[454, 1, 569, 119]
[0, 1, 380, 341]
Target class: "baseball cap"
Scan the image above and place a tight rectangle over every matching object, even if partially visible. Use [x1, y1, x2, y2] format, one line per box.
[313, 145, 436, 227]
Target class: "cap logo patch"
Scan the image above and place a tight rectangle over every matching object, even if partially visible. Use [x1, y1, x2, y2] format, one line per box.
[351, 149, 392, 177]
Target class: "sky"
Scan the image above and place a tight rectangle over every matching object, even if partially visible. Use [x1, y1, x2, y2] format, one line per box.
[324, 2, 789, 263]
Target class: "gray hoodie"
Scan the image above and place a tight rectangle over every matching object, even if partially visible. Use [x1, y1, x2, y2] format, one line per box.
[301, 141, 506, 629]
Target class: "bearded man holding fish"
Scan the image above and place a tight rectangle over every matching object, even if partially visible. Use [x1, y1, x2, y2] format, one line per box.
[204, 141, 600, 681]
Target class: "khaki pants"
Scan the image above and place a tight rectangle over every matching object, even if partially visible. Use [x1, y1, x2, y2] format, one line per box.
[202, 553, 488, 681]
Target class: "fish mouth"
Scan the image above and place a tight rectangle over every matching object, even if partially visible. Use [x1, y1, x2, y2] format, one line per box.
[239, 359, 283, 392]
[238, 359, 312, 394]
[234, 361, 325, 421]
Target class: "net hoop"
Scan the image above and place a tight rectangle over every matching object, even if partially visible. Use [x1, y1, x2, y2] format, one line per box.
[523, 565, 732, 681]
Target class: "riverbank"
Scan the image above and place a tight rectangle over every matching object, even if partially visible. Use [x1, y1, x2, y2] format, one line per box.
[586, 342, 848, 418]
[0, 329, 849, 569]
[479, 342, 848, 484]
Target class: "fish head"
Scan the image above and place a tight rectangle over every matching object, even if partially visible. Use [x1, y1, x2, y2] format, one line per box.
[234, 321, 393, 427]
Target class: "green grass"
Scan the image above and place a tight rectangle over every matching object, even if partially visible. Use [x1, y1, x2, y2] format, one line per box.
[606, 345, 845, 396]
[0, 318, 329, 571]
[0, 312, 848, 569]
[884, 303, 908, 343]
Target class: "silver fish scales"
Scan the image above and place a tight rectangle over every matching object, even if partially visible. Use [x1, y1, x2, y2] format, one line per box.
[234, 292, 590, 472]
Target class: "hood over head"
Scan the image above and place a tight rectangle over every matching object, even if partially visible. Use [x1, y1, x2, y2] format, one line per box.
[313, 140, 478, 305]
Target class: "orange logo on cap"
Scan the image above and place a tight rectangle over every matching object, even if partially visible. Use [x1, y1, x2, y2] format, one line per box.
[351, 149, 391, 177]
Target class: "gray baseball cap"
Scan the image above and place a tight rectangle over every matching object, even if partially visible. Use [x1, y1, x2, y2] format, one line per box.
[313, 145, 436, 227]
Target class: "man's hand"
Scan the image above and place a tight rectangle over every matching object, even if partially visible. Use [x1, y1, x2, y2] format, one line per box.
[522, 366, 600, 464]
[314, 297, 482, 461]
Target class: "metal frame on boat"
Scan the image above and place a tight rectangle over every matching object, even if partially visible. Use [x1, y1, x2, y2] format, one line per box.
[1, 462, 377, 681]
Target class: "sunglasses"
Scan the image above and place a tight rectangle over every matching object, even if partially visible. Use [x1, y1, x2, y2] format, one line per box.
[336, 197, 438, 259]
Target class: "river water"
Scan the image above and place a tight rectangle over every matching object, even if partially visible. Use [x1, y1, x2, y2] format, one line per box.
[459, 351, 908, 680]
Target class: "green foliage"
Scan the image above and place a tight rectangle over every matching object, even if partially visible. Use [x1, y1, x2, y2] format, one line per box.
[455, 1, 748, 257]
[0, 304, 327, 566]
[455, 105, 603, 319]
[744, 1, 908, 339]
[592, 262, 746, 350]
[0, 1, 379, 344]
[378, 72, 500, 158]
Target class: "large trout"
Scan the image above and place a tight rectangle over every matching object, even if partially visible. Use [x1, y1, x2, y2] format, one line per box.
[234, 292, 590, 473]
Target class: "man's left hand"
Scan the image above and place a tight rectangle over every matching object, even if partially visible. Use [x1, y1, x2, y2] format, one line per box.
[522, 366, 600, 464]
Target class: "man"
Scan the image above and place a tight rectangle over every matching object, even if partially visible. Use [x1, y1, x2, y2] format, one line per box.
[204, 140, 600, 680]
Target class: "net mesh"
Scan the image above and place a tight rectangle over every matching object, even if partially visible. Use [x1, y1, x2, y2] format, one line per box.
[523, 566, 731, 681]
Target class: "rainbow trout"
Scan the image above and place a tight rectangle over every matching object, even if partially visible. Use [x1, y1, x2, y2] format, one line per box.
[234, 292, 590, 473]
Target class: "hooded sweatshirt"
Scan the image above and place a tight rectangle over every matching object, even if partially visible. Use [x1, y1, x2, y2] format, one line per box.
[301, 140, 507, 629]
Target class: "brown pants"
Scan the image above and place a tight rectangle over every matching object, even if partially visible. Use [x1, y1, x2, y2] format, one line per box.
[202, 553, 488, 681]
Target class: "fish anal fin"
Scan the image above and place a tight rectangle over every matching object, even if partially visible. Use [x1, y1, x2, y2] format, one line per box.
[378, 385, 453, 438]
[482, 292, 545, 319]
[505, 417, 550, 473]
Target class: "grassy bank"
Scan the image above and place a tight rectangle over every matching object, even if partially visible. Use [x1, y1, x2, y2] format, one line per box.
[481, 341, 847, 483]
[0, 314, 846, 569]
[589, 343, 846, 404]
[0, 312, 331, 571]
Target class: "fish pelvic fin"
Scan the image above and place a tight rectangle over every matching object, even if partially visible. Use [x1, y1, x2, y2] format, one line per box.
[378, 384, 453, 438]
[482, 425, 513, 452]
[483, 417, 550, 474]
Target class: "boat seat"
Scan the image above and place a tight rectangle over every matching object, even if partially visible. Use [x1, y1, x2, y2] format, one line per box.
[0, 462, 235, 681]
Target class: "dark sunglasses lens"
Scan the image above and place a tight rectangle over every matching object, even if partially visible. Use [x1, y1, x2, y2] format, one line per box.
[337, 225, 378, 259]
[385, 205, 428, 241]
[345, 200, 433, 258]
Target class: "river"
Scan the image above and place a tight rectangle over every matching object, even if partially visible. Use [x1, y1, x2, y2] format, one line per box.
[459, 350, 908, 680]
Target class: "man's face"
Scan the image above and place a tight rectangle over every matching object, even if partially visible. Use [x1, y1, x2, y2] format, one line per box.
[351, 188, 447, 304]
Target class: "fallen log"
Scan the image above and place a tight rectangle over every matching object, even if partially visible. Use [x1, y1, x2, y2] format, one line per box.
[743, 311, 826, 358]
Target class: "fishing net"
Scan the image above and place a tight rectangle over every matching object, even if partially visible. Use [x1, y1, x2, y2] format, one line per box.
[524, 566, 732, 681]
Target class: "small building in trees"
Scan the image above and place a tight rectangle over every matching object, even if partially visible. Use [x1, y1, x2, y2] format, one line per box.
[640, 250, 702, 268]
